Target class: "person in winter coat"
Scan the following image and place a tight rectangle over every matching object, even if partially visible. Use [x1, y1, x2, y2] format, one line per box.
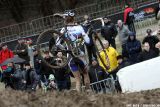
[101, 17, 118, 49]
[15, 37, 29, 61]
[88, 58, 108, 93]
[40, 51, 54, 83]
[117, 55, 131, 70]
[125, 32, 141, 64]
[53, 52, 71, 91]
[33, 49, 41, 75]
[98, 40, 119, 72]
[83, 15, 97, 65]
[138, 42, 157, 62]
[142, 29, 159, 56]
[117, 20, 130, 58]
[124, 4, 135, 33]
[21, 62, 39, 91]
[2, 62, 15, 89]
[0, 44, 14, 64]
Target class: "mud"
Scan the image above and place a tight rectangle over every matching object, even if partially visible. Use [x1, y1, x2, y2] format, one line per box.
[0, 88, 160, 107]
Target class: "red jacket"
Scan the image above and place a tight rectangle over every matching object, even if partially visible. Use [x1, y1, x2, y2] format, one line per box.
[0, 49, 14, 64]
[124, 7, 134, 24]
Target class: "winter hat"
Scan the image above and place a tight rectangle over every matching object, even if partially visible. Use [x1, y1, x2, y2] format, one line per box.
[128, 31, 136, 36]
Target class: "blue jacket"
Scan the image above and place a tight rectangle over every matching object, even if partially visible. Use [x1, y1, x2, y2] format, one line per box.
[126, 33, 142, 63]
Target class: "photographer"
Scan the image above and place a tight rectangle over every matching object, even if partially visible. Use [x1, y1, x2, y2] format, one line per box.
[82, 15, 97, 65]
[53, 52, 71, 91]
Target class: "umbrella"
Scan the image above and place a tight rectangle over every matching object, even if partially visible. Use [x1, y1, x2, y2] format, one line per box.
[0, 55, 26, 66]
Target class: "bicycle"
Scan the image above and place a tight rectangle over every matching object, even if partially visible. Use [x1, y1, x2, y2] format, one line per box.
[36, 13, 116, 93]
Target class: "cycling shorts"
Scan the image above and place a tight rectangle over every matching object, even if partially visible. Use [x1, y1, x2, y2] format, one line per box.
[68, 57, 86, 72]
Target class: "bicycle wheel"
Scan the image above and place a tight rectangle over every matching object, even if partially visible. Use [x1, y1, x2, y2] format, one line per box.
[92, 32, 110, 72]
[36, 29, 71, 69]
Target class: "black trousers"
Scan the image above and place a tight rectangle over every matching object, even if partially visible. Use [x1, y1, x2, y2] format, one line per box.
[127, 22, 136, 33]
[86, 44, 97, 65]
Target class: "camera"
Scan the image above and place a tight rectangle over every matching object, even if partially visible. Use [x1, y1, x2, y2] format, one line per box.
[56, 58, 62, 64]
[57, 60, 62, 63]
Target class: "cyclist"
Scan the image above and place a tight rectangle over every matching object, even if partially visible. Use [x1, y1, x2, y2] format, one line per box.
[54, 10, 91, 92]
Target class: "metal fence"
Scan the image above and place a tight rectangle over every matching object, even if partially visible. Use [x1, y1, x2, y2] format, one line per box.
[0, 0, 158, 43]
[90, 78, 116, 93]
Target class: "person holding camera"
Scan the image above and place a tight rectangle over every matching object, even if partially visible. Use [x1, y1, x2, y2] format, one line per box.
[53, 52, 71, 91]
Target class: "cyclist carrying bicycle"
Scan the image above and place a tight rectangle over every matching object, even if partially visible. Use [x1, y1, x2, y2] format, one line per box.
[54, 10, 91, 92]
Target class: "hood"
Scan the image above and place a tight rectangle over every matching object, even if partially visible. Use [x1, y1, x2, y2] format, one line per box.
[127, 32, 136, 41]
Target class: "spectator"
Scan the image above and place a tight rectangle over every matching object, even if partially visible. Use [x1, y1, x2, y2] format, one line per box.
[33, 48, 41, 76]
[21, 62, 39, 91]
[26, 38, 34, 68]
[142, 29, 159, 56]
[116, 55, 131, 70]
[88, 58, 108, 93]
[53, 52, 71, 91]
[138, 42, 157, 62]
[11, 64, 24, 90]
[82, 15, 91, 33]
[0, 43, 14, 64]
[126, 32, 141, 64]
[98, 40, 119, 73]
[41, 51, 54, 83]
[101, 17, 118, 49]
[83, 15, 97, 65]
[117, 20, 130, 58]
[123, 4, 135, 33]
[48, 74, 57, 90]
[2, 62, 15, 89]
[15, 37, 29, 61]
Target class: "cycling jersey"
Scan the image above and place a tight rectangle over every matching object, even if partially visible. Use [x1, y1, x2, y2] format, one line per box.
[60, 25, 90, 44]
[59, 25, 89, 72]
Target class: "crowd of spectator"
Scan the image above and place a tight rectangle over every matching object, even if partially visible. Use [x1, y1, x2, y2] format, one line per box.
[0, 3, 160, 93]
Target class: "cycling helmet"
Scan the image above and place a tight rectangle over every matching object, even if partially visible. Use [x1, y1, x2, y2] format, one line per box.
[64, 10, 75, 17]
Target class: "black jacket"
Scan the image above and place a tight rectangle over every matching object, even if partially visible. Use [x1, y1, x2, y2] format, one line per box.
[126, 35, 142, 63]
[41, 57, 54, 75]
[15, 43, 29, 61]
[142, 35, 159, 56]
[34, 55, 42, 75]
[101, 22, 118, 41]
[89, 65, 108, 83]
[12, 68, 24, 90]
[138, 50, 157, 62]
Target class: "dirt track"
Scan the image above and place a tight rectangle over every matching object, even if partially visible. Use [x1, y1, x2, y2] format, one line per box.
[0, 88, 160, 107]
